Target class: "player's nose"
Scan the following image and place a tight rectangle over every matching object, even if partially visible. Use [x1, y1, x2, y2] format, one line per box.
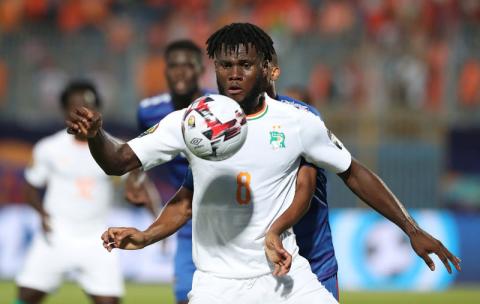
[228, 65, 243, 81]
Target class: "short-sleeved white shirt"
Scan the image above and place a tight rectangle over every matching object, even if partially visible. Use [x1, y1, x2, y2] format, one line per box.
[128, 94, 351, 278]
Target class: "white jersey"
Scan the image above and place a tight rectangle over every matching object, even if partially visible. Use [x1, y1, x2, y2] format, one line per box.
[128, 94, 351, 278]
[25, 130, 115, 238]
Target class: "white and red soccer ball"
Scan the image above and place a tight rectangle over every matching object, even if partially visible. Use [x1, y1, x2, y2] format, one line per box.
[182, 94, 248, 161]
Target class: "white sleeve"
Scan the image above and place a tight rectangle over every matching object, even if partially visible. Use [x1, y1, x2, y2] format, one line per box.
[299, 111, 352, 173]
[128, 110, 186, 171]
[24, 141, 50, 187]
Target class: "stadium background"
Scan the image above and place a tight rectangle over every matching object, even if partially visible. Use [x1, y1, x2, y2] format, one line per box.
[0, 0, 479, 303]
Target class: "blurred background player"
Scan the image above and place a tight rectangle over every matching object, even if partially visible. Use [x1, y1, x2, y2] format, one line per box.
[124, 39, 210, 304]
[15, 80, 154, 304]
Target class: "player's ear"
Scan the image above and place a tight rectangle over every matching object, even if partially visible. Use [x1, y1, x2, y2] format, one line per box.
[271, 66, 280, 81]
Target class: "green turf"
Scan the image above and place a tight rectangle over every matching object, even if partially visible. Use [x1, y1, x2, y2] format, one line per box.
[0, 281, 174, 304]
[1, 281, 479, 303]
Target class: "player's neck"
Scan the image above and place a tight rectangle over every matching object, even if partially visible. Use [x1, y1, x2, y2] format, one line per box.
[171, 89, 203, 110]
[243, 94, 265, 115]
[266, 84, 277, 100]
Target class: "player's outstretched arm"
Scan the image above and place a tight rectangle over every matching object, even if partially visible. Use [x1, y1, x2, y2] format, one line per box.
[265, 164, 317, 276]
[338, 158, 461, 273]
[66, 106, 141, 175]
[102, 186, 193, 251]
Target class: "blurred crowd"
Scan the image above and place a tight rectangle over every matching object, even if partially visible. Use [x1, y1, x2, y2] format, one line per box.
[0, 0, 480, 125]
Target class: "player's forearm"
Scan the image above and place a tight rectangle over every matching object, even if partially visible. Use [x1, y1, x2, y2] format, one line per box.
[88, 129, 140, 176]
[143, 187, 192, 245]
[269, 166, 316, 235]
[269, 202, 309, 236]
[339, 159, 419, 236]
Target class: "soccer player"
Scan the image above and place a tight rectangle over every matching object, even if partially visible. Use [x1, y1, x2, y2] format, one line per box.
[67, 23, 460, 303]
[124, 39, 210, 304]
[15, 80, 153, 304]
[177, 52, 342, 299]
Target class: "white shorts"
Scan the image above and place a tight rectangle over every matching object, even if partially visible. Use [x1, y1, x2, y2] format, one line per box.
[16, 233, 124, 297]
[188, 255, 338, 304]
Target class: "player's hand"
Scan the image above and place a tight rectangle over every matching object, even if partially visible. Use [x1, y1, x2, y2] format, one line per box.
[65, 106, 102, 138]
[264, 231, 292, 276]
[409, 228, 461, 273]
[101, 227, 147, 252]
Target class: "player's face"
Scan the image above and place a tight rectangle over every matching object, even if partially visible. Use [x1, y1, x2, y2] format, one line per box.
[166, 49, 203, 97]
[214, 44, 268, 106]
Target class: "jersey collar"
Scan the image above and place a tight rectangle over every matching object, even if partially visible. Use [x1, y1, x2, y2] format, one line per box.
[246, 94, 270, 121]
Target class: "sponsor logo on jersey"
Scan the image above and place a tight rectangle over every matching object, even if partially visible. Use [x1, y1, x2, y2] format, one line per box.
[138, 123, 159, 137]
[269, 125, 286, 150]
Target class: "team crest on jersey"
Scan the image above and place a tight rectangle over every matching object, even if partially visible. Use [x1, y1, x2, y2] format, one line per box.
[269, 125, 286, 150]
[138, 123, 159, 138]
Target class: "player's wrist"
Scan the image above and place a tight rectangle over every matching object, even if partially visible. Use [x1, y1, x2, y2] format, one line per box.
[142, 229, 155, 246]
[266, 227, 283, 237]
[403, 220, 421, 238]
[91, 125, 104, 138]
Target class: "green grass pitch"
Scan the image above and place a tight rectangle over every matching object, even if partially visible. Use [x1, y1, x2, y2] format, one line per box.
[1, 281, 479, 303]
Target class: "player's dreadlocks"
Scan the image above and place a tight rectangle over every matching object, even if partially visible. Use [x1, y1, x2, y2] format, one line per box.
[206, 23, 275, 62]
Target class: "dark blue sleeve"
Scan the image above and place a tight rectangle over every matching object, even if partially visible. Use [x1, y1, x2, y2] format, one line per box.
[182, 167, 194, 191]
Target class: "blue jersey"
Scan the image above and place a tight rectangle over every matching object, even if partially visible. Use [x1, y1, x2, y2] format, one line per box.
[182, 95, 338, 281]
[137, 91, 210, 238]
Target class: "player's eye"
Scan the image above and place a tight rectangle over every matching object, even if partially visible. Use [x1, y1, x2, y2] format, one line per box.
[242, 62, 251, 69]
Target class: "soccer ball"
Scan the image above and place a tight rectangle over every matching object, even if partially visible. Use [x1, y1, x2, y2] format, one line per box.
[182, 94, 248, 161]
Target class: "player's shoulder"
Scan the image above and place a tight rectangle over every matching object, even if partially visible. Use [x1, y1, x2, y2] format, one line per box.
[138, 93, 172, 109]
[276, 94, 321, 117]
